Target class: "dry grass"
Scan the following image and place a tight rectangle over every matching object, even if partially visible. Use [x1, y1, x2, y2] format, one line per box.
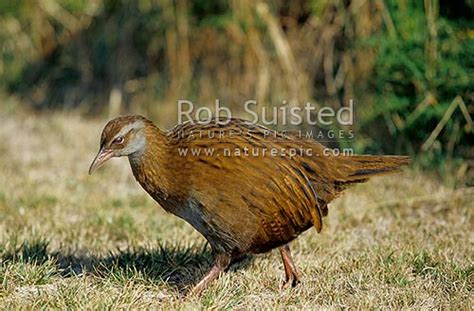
[0, 112, 472, 309]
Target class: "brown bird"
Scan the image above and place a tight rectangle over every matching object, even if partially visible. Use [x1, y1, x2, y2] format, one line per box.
[89, 115, 409, 294]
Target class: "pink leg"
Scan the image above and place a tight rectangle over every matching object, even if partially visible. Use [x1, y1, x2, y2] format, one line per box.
[279, 244, 300, 289]
[188, 253, 231, 296]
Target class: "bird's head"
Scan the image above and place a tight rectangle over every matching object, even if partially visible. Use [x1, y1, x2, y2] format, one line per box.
[89, 115, 150, 174]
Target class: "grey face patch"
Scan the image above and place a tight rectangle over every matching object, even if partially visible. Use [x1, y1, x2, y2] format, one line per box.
[124, 133, 147, 159]
[111, 120, 144, 143]
[113, 120, 147, 157]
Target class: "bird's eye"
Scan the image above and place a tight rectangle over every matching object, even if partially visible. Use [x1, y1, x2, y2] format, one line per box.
[113, 136, 124, 144]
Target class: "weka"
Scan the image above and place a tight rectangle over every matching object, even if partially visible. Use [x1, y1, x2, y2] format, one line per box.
[89, 115, 409, 294]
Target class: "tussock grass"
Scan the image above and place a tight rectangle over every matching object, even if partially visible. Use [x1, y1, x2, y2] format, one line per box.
[0, 113, 472, 309]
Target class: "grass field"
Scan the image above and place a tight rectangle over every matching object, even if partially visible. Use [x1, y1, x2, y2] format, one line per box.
[0, 113, 472, 309]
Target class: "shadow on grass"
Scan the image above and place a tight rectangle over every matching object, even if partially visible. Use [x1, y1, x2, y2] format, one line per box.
[0, 237, 253, 293]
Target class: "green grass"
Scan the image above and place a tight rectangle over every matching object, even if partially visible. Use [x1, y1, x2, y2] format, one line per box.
[0, 113, 472, 309]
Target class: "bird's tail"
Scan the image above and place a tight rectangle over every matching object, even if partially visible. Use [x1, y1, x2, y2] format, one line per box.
[299, 153, 410, 232]
[338, 155, 411, 183]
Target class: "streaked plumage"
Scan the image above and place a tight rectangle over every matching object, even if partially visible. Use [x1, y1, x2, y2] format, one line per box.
[89, 115, 410, 294]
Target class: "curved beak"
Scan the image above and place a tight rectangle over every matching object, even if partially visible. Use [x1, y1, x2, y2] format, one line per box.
[89, 148, 114, 175]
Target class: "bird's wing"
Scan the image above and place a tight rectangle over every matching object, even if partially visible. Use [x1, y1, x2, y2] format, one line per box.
[167, 119, 331, 239]
[167, 118, 408, 243]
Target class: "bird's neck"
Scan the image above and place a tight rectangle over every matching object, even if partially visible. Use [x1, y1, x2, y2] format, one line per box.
[128, 124, 172, 203]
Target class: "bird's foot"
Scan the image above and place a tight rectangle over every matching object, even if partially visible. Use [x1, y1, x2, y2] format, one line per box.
[279, 273, 300, 290]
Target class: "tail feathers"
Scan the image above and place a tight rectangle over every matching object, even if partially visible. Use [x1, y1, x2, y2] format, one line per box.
[342, 155, 410, 182]
[298, 154, 409, 231]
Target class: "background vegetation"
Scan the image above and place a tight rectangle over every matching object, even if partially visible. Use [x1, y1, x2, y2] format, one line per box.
[0, 0, 473, 184]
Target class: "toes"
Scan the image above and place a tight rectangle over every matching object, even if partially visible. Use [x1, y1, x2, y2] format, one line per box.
[279, 279, 291, 290]
[280, 275, 300, 290]
[290, 275, 300, 287]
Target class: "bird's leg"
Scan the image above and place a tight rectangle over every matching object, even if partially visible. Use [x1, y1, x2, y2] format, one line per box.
[279, 244, 300, 289]
[188, 253, 231, 296]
